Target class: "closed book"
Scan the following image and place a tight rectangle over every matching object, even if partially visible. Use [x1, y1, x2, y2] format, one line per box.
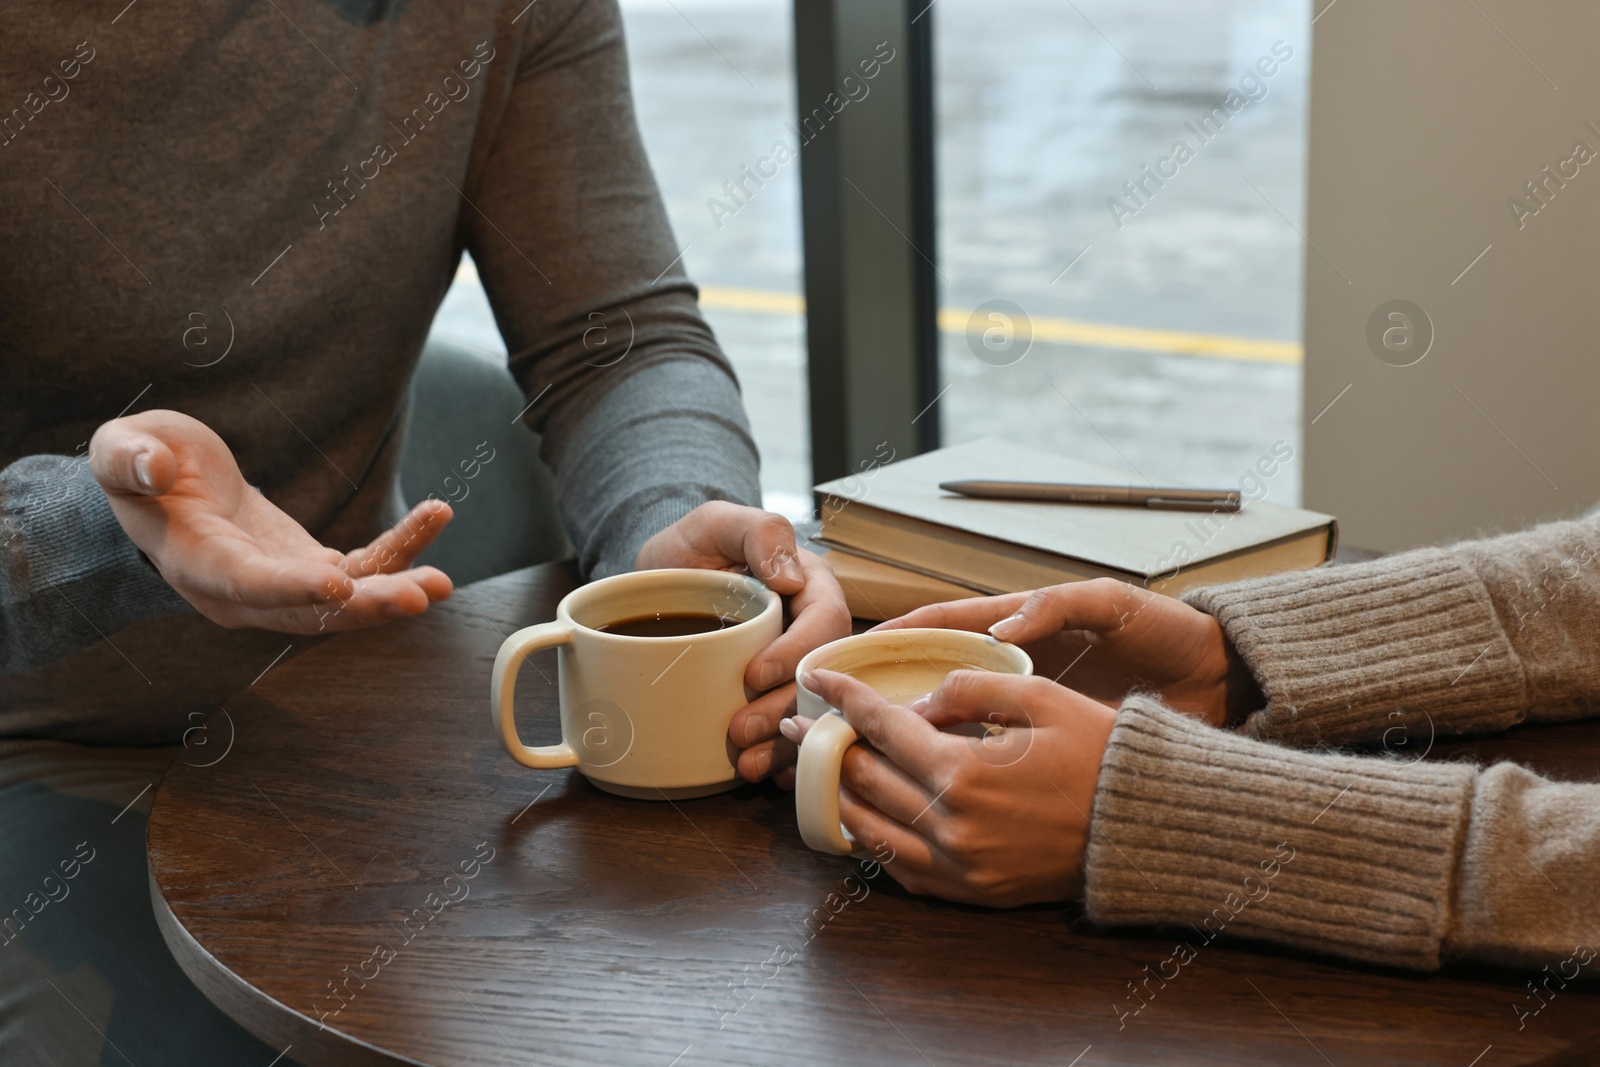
[813, 437, 1336, 599]
[820, 548, 984, 621]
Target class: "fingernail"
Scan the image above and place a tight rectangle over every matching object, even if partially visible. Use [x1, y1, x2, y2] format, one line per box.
[741, 716, 764, 746]
[989, 613, 1026, 639]
[778, 556, 804, 584]
[906, 693, 931, 713]
[754, 660, 785, 690]
[778, 717, 800, 741]
[384, 603, 410, 619]
[133, 451, 154, 492]
[797, 670, 817, 691]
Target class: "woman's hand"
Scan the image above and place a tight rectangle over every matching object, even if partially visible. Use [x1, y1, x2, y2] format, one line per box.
[91, 409, 454, 632]
[634, 501, 852, 784]
[875, 578, 1259, 727]
[782, 668, 1116, 906]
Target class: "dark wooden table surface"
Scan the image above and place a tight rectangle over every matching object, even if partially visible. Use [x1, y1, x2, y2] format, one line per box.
[148, 562, 1600, 1067]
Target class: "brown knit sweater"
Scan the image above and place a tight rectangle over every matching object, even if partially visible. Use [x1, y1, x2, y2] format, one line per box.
[1085, 515, 1600, 970]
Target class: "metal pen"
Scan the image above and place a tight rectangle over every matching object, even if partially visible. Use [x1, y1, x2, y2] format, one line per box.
[938, 480, 1242, 513]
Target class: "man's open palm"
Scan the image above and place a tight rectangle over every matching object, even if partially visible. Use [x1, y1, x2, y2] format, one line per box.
[91, 410, 453, 633]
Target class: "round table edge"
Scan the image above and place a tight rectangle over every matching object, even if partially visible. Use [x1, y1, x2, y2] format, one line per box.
[148, 868, 428, 1067]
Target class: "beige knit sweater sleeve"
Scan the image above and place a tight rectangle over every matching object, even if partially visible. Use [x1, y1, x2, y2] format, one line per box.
[1084, 517, 1600, 970]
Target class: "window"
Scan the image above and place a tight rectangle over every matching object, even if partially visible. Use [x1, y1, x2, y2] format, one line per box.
[935, 0, 1309, 500]
[428, 0, 1311, 517]
[428, 0, 814, 520]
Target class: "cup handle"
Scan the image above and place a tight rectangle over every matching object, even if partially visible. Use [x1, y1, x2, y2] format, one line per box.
[794, 711, 861, 855]
[491, 622, 580, 769]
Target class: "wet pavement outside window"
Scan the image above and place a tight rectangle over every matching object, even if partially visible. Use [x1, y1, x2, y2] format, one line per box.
[428, 0, 1309, 519]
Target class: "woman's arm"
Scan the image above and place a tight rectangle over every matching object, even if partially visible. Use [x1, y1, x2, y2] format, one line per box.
[882, 514, 1600, 749]
[1186, 515, 1600, 747]
[790, 668, 1597, 971]
[1087, 696, 1600, 972]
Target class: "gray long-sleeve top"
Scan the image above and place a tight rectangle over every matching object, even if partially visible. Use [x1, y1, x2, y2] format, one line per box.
[0, 0, 758, 737]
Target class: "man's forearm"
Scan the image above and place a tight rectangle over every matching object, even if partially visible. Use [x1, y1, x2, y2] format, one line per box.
[0, 454, 191, 673]
[459, 0, 763, 579]
[536, 354, 761, 579]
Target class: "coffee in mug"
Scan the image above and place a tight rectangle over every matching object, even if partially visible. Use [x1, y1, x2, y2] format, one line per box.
[595, 613, 732, 638]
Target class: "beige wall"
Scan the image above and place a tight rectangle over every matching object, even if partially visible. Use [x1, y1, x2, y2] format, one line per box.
[1304, 0, 1600, 551]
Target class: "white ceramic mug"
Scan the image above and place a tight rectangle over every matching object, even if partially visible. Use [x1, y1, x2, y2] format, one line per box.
[793, 628, 1032, 854]
[491, 568, 781, 799]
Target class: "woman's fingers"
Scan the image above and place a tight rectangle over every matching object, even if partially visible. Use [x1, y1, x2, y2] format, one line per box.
[743, 550, 850, 692]
[839, 744, 940, 829]
[344, 500, 453, 577]
[987, 579, 1153, 642]
[915, 670, 1070, 733]
[800, 669, 959, 789]
[836, 786, 940, 889]
[769, 713, 813, 787]
[869, 593, 1030, 635]
[778, 713, 816, 744]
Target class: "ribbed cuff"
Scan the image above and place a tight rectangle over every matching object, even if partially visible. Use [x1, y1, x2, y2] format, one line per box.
[1183, 549, 1525, 747]
[1447, 762, 1600, 967]
[1451, 518, 1600, 724]
[600, 489, 707, 579]
[2, 455, 192, 671]
[544, 357, 761, 580]
[1085, 696, 1476, 971]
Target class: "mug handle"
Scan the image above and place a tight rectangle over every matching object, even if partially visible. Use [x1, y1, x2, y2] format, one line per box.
[491, 622, 580, 769]
[794, 711, 860, 855]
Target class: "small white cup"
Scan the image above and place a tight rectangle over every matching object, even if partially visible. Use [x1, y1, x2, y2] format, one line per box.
[490, 568, 781, 799]
[793, 628, 1032, 854]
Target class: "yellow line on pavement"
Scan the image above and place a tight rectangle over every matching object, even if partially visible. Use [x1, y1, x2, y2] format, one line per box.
[697, 286, 807, 316]
[452, 263, 1301, 365]
[939, 308, 1301, 365]
[700, 286, 1301, 365]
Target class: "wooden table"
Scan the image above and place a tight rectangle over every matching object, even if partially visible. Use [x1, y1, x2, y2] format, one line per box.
[148, 563, 1600, 1066]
